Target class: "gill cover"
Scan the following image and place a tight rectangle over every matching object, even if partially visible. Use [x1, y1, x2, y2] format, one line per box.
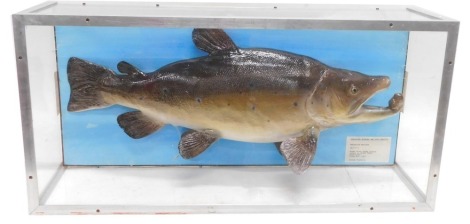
[307, 69, 391, 124]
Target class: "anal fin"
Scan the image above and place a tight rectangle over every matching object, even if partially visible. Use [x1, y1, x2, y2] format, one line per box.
[117, 111, 163, 139]
[178, 129, 219, 159]
[279, 128, 318, 174]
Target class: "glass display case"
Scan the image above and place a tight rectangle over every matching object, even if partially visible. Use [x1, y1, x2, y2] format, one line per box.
[13, 1, 459, 214]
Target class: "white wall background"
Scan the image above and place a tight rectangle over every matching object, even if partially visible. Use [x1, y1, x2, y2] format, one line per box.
[1, 0, 468, 223]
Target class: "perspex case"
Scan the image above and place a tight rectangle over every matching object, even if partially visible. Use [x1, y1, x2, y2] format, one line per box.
[13, 1, 459, 214]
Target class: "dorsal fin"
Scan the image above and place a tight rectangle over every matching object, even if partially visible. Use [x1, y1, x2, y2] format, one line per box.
[192, 29, 239, 55]
[117, 61, 146, 79]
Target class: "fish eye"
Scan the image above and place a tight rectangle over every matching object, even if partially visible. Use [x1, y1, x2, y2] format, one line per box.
[350, 85, 359, 95]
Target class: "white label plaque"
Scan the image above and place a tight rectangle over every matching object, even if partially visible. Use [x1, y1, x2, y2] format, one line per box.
[345, 137, 391, 163]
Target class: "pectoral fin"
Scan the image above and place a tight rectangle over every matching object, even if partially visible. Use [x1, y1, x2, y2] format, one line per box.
[178, 129, 219, 159]
[117, 111, 163, 139]
[279, 128, 318, 174]
[192, 29, 239, 55]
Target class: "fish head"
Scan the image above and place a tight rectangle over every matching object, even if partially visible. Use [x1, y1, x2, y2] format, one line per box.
[307, 69, 390, 125]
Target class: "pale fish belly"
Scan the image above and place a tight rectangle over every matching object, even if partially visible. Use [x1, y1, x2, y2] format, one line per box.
[104, 92, 314, 143]
[140, 106, 311, 142]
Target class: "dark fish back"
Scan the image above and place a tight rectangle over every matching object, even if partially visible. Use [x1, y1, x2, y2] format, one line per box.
[151, 48, 323, 97]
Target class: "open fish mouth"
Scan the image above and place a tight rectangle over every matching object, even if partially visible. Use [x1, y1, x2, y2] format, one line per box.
[349, 76, 391, 115]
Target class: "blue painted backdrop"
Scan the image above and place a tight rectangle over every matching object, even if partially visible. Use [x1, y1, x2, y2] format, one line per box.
[56, 27, 408, 166]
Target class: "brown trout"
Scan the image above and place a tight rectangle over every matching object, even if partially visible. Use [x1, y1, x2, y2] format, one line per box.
[67, 29, 404, 174]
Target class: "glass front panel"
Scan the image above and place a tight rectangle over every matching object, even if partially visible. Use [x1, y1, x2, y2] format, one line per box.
[55, 27, 408, 166]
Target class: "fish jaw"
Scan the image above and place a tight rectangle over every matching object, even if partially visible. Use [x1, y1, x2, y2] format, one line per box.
[347, 93, 404, 124]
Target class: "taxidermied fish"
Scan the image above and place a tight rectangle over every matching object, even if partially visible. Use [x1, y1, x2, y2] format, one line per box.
[67, 29, 404, 174]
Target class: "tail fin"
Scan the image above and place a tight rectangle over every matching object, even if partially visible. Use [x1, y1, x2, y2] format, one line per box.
[67, 57, 115, 112]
